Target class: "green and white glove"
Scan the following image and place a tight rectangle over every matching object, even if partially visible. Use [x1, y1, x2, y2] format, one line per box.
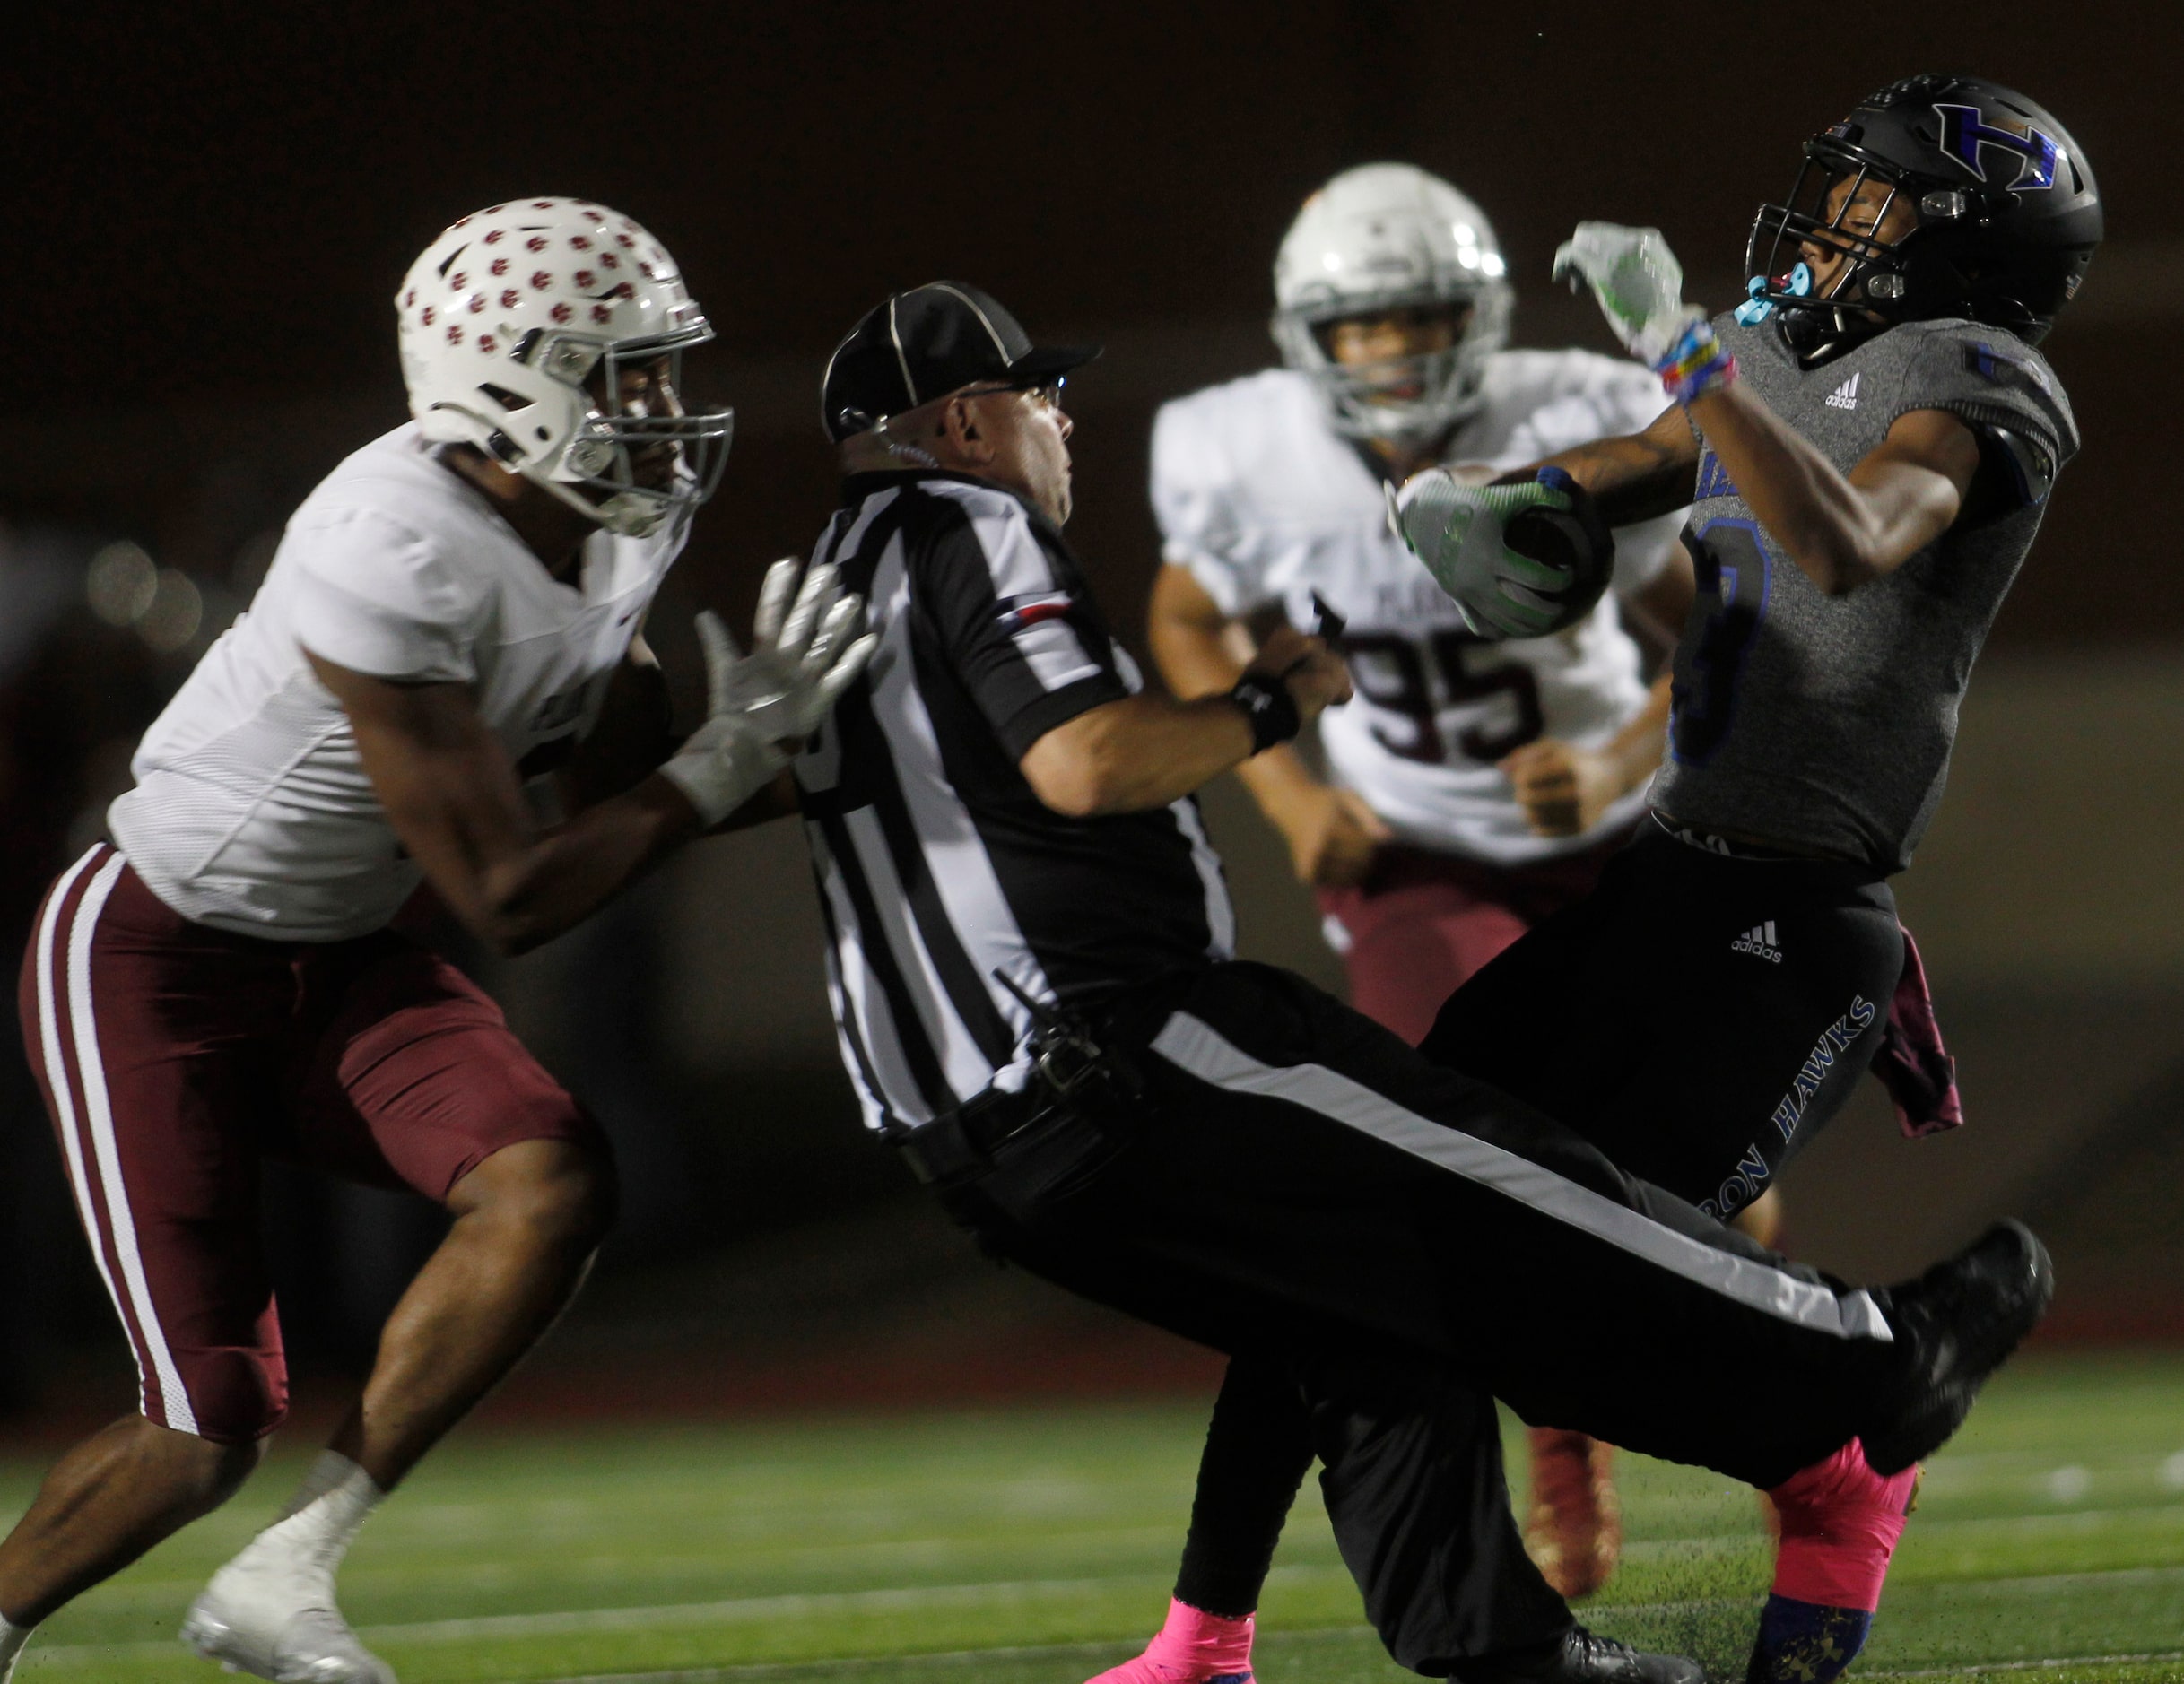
[1385, 469, 1584, 641]
[661, 558, 878, 825]
[1552, 221, 1706, 364]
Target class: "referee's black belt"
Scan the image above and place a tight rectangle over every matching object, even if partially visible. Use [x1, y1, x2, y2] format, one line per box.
[889, 986, 1149, 1213]
[889, 1084, 1046, 1188]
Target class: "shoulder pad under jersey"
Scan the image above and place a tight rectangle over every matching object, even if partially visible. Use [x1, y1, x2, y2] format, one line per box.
[1981, 423, 2057, 506]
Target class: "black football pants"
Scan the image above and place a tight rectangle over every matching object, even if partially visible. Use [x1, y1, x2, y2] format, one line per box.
[1423, 820, 1904, 1218]
[1174, 828, 1907, 1665]
[943, 960, 1916, 1674]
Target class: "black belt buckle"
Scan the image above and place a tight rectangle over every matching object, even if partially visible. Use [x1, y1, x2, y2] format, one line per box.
[989, 978, 1142, 1212]
[889, 1064, 1100, 1194]
[898, 975, 1144, 1220]
[993, 972, 1140, 1113]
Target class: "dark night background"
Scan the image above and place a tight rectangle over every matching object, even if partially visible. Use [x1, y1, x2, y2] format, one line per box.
[2, 2, 2179, 1421]
[8, 2, 2178, 630]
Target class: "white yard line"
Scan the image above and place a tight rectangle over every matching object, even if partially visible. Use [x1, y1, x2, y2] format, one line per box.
[374, 1571, 1182, 1643]
[1862, 1651, 2184, 1679]
[528, 1641, 1135, 1683]
[27, 1571, 1200, 1664]
[528, 1638, 2184, 1683]
[24, 1558, 2184, 1668]
[60, 1523, 1196, 1610]
[62, 1502, 2184, 1610]
[1893, 1560, 2184, 1598]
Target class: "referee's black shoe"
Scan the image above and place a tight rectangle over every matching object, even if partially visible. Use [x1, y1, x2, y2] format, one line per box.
[1456, 1627, 1703, 1684]
[1863, 1219, 2055, 1475]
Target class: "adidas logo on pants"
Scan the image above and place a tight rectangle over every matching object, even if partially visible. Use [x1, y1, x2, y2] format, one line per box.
[1732, 922, 1783, 962]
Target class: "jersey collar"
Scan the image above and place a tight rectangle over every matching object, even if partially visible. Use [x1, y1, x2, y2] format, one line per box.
[838, 469, 1066, 541]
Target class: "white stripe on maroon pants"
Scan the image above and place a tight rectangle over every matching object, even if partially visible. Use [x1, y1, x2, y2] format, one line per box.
[34, 846, 199, 1434]
[32, 846, 137, 1403]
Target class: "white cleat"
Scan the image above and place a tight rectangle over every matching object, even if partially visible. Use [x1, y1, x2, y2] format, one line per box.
[180, 1559, 396, 1684]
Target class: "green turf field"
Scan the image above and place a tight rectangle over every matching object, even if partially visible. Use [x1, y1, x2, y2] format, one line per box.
[5, 1351, 2181, 1683]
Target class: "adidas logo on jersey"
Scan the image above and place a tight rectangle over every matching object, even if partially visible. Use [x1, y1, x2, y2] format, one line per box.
[1731, 921, 1783, 963]
[1825, 372, 1861, 411]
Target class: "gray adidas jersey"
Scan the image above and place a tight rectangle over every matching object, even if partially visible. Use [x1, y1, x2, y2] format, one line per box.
[1650, 314, 2078, 872]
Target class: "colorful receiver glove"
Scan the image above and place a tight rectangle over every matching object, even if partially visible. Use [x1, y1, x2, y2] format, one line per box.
[661, 557, 877, 825]
[1387, 464, 1613, 640]
[1553, 221, 1736, 404]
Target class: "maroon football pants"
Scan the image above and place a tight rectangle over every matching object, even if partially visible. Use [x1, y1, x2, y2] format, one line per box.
[19, 846, 601, 1443]
[1317, 832, 1629, 1046]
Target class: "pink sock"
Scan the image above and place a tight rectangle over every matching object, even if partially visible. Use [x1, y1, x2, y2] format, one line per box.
[1086, 1598, 1255, 1683]
[1766, 1437, 1919, 1613]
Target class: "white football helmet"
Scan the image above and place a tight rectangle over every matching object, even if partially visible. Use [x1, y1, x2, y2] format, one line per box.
[396, 198, 734, 537]
[1272, 163, 1514, 444]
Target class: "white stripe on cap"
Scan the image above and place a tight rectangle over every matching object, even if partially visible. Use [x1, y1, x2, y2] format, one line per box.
[929, 283, 1013, 360]
[887, 296, 918, 407]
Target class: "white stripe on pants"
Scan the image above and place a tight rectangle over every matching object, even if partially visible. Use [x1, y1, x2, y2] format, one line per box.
[1147, 1008, 1893, 1344]
[31, 846, 199, 1434]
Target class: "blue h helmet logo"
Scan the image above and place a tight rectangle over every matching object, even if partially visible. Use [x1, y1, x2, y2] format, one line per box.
[1934, 103, 2060, 190]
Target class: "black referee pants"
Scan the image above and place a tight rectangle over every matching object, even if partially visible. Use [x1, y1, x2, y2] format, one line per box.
[945, 960, 1915, 1673]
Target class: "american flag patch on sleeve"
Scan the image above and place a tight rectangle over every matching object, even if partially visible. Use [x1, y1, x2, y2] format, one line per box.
[996, 592, 1075, 634]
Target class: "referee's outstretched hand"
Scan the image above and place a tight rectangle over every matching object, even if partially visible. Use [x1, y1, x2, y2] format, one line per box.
[1250, 625, 1353, 725]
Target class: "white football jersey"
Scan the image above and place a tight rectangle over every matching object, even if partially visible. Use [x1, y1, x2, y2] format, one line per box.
[1153, 354, 1682, 865]
[109, 424, 689, 941]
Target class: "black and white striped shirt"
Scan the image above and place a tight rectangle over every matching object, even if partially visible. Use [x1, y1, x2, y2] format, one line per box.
[793, 470, 1234, 1133]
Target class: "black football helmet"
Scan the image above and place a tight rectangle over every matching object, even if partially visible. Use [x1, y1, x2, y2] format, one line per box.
[1745, 74, 2102, 358]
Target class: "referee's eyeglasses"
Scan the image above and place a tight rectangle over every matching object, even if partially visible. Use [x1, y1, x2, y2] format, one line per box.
[961, 376, 1067, 412]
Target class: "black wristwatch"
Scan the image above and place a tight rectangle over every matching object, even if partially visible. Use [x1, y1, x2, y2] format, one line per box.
[1230, 670, 1301, 754]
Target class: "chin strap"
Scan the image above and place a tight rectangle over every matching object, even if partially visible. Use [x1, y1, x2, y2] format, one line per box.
[528, 471, 672, 539]
[1776, 306, 1892, 369]
[1744, 260, 1893, 364]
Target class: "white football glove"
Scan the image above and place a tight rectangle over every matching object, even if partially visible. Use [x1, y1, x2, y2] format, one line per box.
[660, 558, 878, 825]
[1552, 221, 1707, 364]
[1386, 470, 1585, 641]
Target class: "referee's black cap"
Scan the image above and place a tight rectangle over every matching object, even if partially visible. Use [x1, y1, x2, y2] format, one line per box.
[822, 282, 1101, 441]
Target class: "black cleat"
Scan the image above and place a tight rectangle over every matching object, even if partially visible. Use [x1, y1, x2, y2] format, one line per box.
[1863, 1219, 2054, 1474]
[1457, 1626, 1704, 1684]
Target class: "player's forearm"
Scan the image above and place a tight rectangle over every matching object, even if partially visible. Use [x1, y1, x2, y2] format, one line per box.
[1147, 580, 1249, 702]
[1148, 601, 1318, 815]
[707, 768, 799, 833]
[1684, 386, 1891, 595]
[1233, 742, 1327, 821]
[454, 777, 701, 955]
[561, 650, 674, 809]
[1527, 425, 1698, 526]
